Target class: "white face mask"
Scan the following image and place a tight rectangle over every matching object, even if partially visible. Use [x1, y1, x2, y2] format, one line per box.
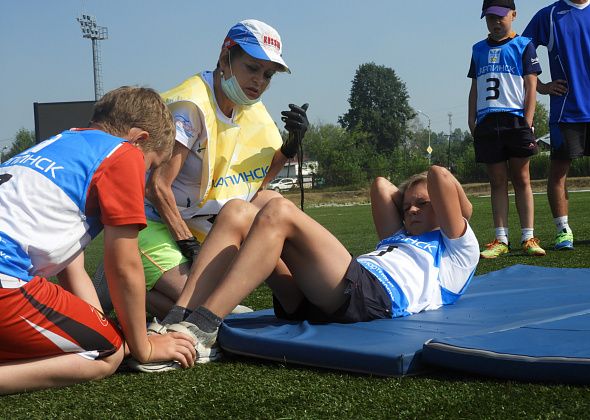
[220, 49, 261, 106]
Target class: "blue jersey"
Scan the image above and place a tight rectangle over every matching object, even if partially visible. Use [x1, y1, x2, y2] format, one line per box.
[0, 130, 129, 281]
[523, 1, 590, 128]
[468, 36, 541, 123]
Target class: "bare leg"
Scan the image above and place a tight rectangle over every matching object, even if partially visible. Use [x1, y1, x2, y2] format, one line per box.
[547, 159, 571, 218]
[0, 346, 124, 395]
[370, 177, 402, 240]
[146, 290, 174, 319]
[146, 263, 190, 318]
[251, 189, 282, 208]
[509, 157, 534, 230]
[176, 199, 260, 310]
[264, 260, 304, 314]
[486, 162, 509, 230]
[253, 189, 310, 311]
[204, 198, 352, 318]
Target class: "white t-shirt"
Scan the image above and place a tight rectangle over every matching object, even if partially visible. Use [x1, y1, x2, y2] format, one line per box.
[357, 222, 480, 317]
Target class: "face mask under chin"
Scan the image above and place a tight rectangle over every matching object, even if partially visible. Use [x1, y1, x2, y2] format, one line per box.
[220, 50, 261, 106]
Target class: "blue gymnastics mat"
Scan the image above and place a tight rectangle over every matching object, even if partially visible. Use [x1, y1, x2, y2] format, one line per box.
[218, 265, 590, 378]
[423, 313, 590, 383]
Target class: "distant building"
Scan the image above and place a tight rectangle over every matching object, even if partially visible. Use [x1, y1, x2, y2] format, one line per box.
[274, 160, 319, 189]
[276, 160, 318, 178]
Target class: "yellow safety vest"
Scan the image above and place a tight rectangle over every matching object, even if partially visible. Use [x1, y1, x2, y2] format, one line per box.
[161, 73, 282, 241]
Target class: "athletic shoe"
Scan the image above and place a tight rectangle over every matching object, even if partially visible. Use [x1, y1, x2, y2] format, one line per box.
[521, 237, 546, 256]
[126, 357, 181, 373]
[166, 321, 222, 364]
[480, 239, 510, 259]
[554, 230, 574, 251]
[231, 304, 254, 314]
[147, 318, 167, 335]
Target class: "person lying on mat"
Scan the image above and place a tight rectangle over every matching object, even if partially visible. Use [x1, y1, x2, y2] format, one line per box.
[135, 165, 480, 369]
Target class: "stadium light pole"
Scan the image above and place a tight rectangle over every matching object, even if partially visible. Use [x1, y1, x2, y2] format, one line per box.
[417, 109, 432, 165]
[77, 14, 108, 100]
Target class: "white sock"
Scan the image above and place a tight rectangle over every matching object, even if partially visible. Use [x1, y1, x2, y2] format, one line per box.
[495, 227, 509, 245]
[521, 228, 534, 243]
[554, 216, 571, 234]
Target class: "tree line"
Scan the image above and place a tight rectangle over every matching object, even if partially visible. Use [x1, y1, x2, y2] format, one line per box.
[301, 62, 589, 187]
[4, 62, 590, 186]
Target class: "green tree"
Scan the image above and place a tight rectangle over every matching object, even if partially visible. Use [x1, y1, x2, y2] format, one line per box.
[533, 101, 549, 138]
[3, 128, 36, 161]
[304, 124, 375, 187]
[339, 62, 415, 154]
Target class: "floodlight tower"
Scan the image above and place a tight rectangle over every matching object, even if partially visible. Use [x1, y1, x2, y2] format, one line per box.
[77, 14, 108, 100]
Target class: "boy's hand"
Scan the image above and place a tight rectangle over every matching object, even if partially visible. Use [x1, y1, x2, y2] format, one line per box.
[146, 332, 197, 368]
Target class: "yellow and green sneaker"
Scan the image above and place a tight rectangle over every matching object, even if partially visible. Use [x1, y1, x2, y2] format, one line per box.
[522, 237, 546, 256]
[554, 230, 574, 250]
[480, 239, 510, 259]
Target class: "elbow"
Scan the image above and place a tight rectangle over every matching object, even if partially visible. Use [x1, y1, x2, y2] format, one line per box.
[146, 178, 168, 204]
[428, 165, 450, 180]
[464, 202, 473, 221]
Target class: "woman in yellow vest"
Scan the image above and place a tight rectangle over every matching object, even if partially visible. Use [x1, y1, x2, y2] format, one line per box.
[139, 19, 309, 327]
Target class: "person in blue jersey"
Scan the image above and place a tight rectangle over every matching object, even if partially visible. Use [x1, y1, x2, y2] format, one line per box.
[523, 0, 590, 250]
[0, 87, 196, 395]
[468, 0, 546, 259]
[139, 166, 479, 367]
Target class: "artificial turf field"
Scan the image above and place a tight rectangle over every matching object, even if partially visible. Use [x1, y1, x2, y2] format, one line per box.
[2, 191, 590, 418]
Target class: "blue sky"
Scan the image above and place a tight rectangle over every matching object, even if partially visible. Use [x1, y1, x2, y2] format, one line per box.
[0, 0, 552, 148]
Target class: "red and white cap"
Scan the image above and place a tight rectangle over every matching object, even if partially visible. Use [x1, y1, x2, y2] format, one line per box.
[223, 19, 290, 73]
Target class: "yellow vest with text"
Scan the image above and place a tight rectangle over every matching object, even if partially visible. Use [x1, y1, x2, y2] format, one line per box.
[161, 74, 282, 242]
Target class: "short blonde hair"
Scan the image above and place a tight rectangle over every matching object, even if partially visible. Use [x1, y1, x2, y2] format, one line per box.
[91, 86, 175, 156]
[398, 171, 428, 198]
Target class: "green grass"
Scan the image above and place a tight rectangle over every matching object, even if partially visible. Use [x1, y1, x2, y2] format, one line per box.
[2, 192, 590, 418]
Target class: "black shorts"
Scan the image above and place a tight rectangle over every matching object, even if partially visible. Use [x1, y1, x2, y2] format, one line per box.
[551, 123, 590, 160]
[272, 259, 391, 323]
[473, 113, 538, 163]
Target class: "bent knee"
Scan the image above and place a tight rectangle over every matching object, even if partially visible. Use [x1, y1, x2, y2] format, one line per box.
[257, 197, 298, 226]
[252, 189, 282, 208]
[218, 199, 258, 224]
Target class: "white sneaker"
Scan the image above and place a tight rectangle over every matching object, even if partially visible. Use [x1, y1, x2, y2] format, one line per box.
[231, 304, 254, 314]
[166, 321, 221, 364]
[147, 318, 167, 335]
[127, 358, 181, 373]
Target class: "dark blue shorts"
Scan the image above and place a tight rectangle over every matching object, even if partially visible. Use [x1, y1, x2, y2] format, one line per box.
[272, 258, 391, 323]
[551, 123, 590, 160]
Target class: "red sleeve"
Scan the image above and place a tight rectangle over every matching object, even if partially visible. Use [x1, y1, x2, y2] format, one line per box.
[86, 144, 147, 229]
